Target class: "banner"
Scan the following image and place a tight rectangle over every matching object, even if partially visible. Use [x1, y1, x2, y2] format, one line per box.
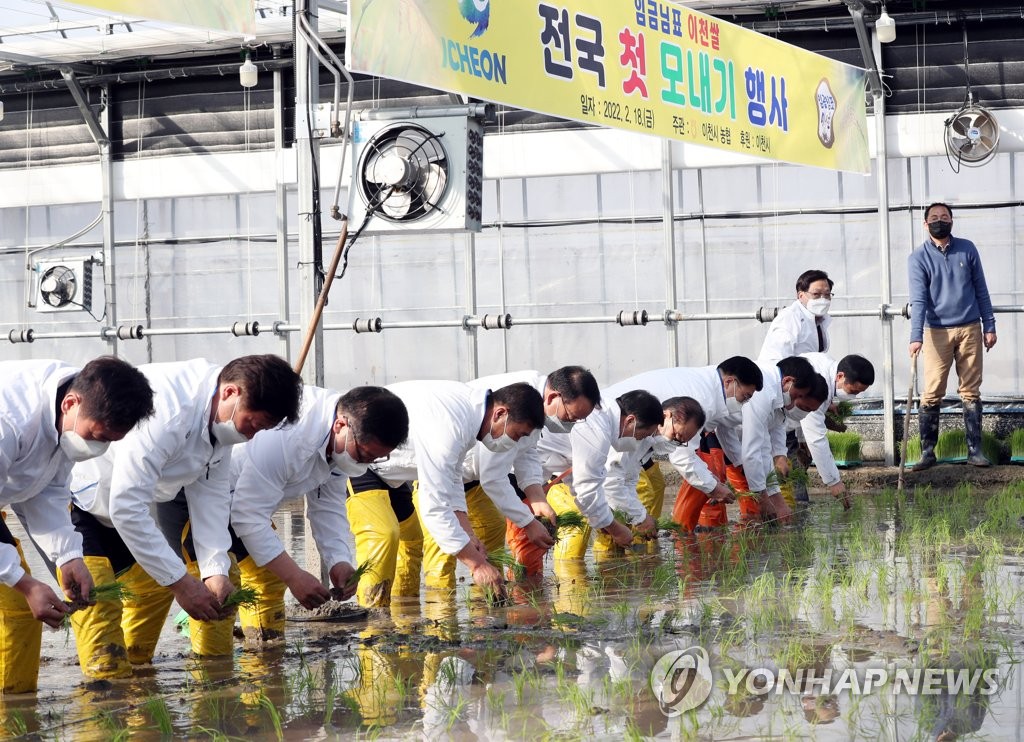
[69, 0, 254, 34]
[349, 0, 869, 173]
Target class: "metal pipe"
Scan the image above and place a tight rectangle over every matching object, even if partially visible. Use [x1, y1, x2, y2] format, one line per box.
[661, 139, 679, 365]
[465, 232, 479, 379]
[273, 47, 292, 362]
[100, 85, 117, 355]
[356, 103, 494, 121]
[874, 28, 897, 466]
[295, 12, 355, 220]
[0, 59, 293, 95]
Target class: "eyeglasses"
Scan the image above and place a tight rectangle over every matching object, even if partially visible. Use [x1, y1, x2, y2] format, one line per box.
[804, 291, 833, 300]
[558, 396, 579, 423]
[926, 215, 952, 223]
[347, 418, 389, 464]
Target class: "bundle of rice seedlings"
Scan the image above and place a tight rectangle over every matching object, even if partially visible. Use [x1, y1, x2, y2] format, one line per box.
[488, 549, 525, 581]
[982, 430, 1003, 465]
[902, 435, 922, 466]
[826, 400, 854, 427]
[935, 429, 968, 463]
[89, 581, 135, 603]
[552, 511, 587, 537]
[827, 431, 862, 467]
[656, 516, 685, 535]
[344, 558, 377, 588]
[221, 586, 260, 610]
[1010, 429, 1024, 463]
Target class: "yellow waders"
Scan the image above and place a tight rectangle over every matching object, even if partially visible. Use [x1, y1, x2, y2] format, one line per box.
[346, 483, 401, 607]
[0, 541, 42, 693]
[416, 485, 505, 590]
[547, 482, 591, 560]
[593, 461, 666, 556]
[392, 511, 423, 598]
[237, 555, 287, 642]
[184, 556, 240, 657]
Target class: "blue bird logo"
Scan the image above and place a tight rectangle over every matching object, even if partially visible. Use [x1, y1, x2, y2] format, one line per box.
[458, 0, 489, 37]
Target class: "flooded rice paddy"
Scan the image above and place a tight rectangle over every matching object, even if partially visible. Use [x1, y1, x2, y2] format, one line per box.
[6, 479, 1024, 740]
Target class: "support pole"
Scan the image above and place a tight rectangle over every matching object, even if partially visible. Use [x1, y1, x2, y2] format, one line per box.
[100, 86, 117, 355]
[873, 30, 896, 466]
[273, 46, 293, 362]
[662, 140, 679, 366]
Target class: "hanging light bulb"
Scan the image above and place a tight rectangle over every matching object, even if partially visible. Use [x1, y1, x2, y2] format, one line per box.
[239, 52, 258, 88]
[876, 5, 896, 44]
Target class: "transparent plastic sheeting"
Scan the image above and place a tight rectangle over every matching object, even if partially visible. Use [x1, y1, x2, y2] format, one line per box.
[1, 152, 1022, 395]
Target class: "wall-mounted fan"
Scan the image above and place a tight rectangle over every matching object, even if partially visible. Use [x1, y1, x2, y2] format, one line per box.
[349, 115, 484, 233]
[34, 258, 94, 313]
[944, 105, 999, 168]
[943, 22, 1000, 170]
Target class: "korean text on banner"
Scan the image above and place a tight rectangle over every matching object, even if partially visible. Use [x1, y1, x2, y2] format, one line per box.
[70, 0, 254, 34]
[348, 0, 869, 174]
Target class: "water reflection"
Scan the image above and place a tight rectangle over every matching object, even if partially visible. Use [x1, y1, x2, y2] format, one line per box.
[8, 490, 1024, 739]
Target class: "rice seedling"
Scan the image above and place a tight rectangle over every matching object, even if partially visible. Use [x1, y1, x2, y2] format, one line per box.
[1010, 428, 1024, 462]
[4, 711, 28, 736]
[827, 400, 854, 426]
[344, 557, 377, 588]
[655, 515, 685, 535]
[826, 431, 862, 467]
[553, 511, 588, 536]
[902, 435, 922, 466]
[488, 549, 526, 581]
[933, 429, 999, 464]
[143, 694, 174, 736]
[221, 585, 260, 610]
[256, 693, 284, 741]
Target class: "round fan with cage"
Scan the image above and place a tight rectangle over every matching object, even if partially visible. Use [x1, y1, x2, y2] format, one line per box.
[38, 264, 79, 309]
[356, 123, 450, 222]
[944, 105, 999, 167]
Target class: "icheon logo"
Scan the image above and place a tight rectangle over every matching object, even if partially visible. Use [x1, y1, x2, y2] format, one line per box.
[458, 0, 490, 37]
[650, 647, 714, 716]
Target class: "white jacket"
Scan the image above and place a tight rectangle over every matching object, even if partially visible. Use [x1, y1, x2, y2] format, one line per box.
[0, 360, 83, 587]
[605, 366, 738, 497]
[758, 299, 832, 363]
[230, 385, 356, 570]
[72, 359, 234, 587]
[797, 352, 842, 486]
[464, 371, 546, 528]
[738, 363, 789, 493]
[371, 380, 489, 556]
[567, 397, 635, 531]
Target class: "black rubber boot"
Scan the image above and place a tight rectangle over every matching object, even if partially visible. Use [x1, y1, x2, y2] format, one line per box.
[963, 400, 990, 467]
[912, 405, 940, 471]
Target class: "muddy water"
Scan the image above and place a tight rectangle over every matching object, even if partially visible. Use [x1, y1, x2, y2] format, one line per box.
[5, 489, 1024, 740]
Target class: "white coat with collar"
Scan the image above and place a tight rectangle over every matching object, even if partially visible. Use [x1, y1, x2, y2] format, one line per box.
[738, 363, 790, 494]
[567, 397, 636, 531]
[795, 352, 842, 487]
[464, 371, 546, 528]
[605, 366, 740, 499]
[230, 385, 356, 570]
[758, 299, 831, 363]
[0, 360, 83, 587]
[370, 380, 489, 556]
[71, 359, 234, 587]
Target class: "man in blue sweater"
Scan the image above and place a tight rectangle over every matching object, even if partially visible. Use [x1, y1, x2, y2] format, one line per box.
[908, 202, 997, 470]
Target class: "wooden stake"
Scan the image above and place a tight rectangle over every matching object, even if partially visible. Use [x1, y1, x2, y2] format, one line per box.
[293, 218, 349, 375]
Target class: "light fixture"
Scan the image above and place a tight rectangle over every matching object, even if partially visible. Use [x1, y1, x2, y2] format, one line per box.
[0, 99, 4, 122]
[239, 52, 258, 88]
[876, 5, 896, 43]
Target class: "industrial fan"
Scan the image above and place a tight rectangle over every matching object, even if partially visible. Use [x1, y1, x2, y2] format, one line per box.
[34, 258, 94, 313]
[944, 105, 999, 168]
[349, 115, 484, 233]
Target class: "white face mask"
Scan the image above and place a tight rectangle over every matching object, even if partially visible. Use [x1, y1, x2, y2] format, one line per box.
[782, 391, 793, 408]
[787, 406, 811, 422]
[331, 431, 369, 477]
[611, 417, 639, 453]
[834, 387, 857, 401]
[211, 396, 248, 446]
[807, 298, 831, 317]
[481, 415, 517, 453]
[725, 395, 744, 414]
[59, 405, 109, 463]
[544, 396, 577, 434]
